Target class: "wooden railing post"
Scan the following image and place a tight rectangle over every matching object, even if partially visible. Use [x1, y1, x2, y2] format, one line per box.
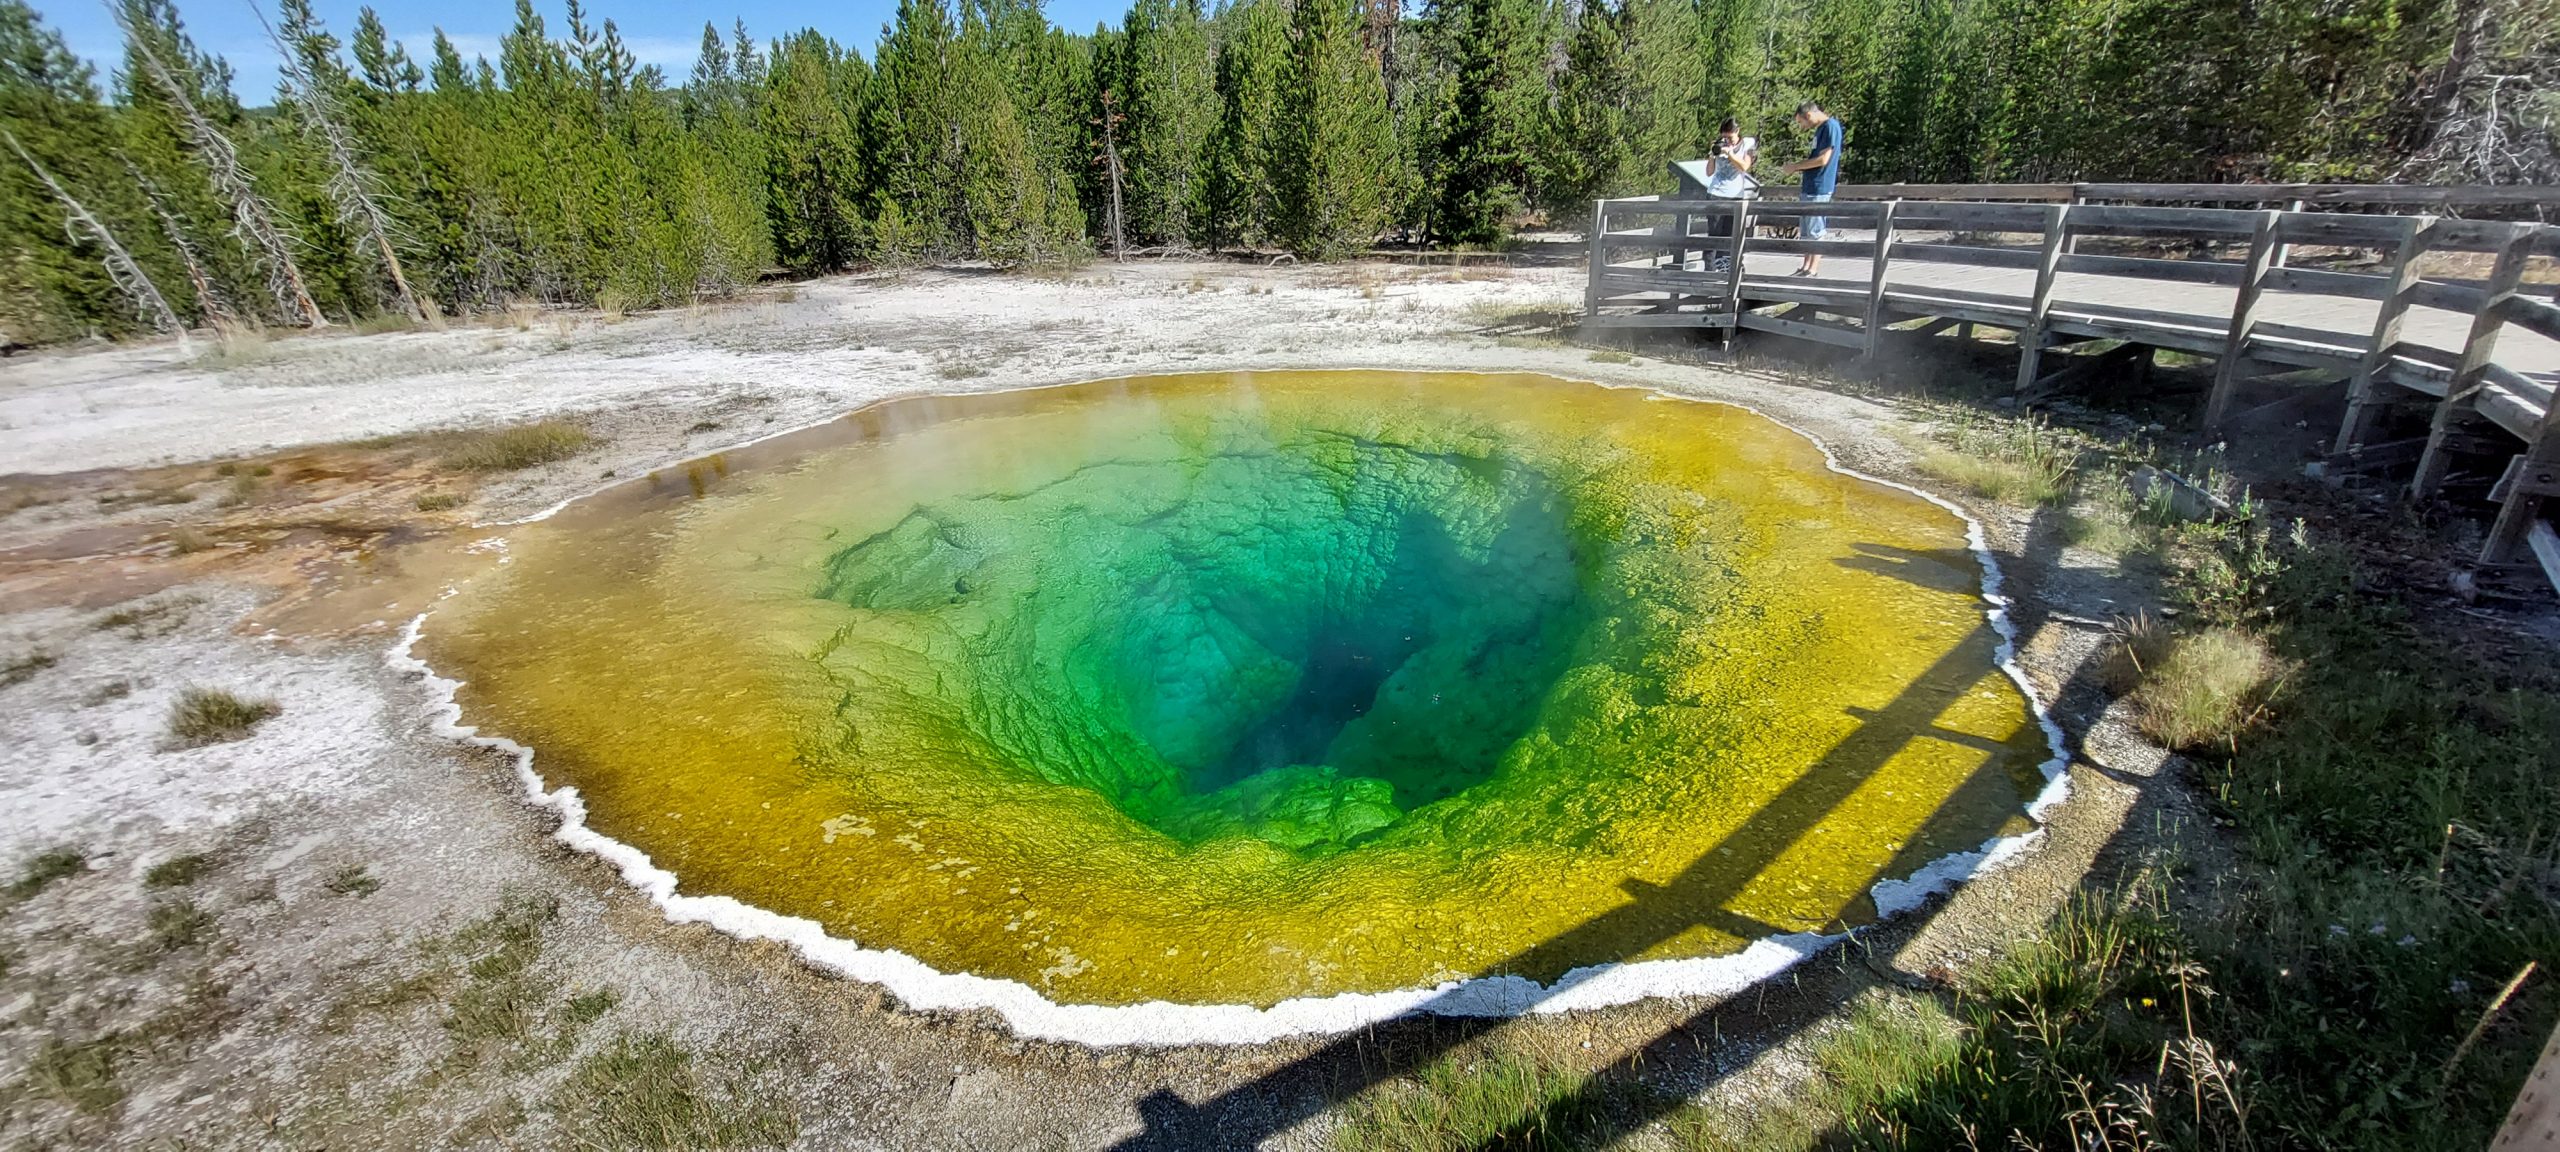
[2332, 215, 2430, 457]
[2269, 197, 2307, 267]
[2014, 202, 2070, 394]
[1585, 199, 1606, 320]
[1723, 198, 1750, 330]
[2411, 222, 2536, 499]
[2203, 209, 2282, 433]
[1862, 198, 1898, 363]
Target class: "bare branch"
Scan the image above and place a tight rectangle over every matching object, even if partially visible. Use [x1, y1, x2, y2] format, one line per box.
[4, 128, 185, 342]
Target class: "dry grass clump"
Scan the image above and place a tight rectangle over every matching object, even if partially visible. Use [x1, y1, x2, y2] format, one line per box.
[166, 686, 281, 747]
[2106, 618, 2280, 749]
[1916, 412, 2079, 506]
[414, 491, 464, 512]
[166, 526, 214, 554]
[144, 853, 212, 888]
[26, 1034, 124, 1114]
[9, 847, 86, 898]
[547, 1031, 798, 1149]
[438, 420, 593, 471]
[322, 864, 381, 897]
[2, 648, 57, 688]
[147, 898, 214, 950]
[199, 327, 270, 369]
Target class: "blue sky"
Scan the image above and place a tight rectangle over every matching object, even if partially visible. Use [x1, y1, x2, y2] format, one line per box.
[42, 0, 1133, 101]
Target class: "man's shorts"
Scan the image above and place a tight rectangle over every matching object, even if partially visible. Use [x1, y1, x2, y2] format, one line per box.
[1800, 192, 1833, 239]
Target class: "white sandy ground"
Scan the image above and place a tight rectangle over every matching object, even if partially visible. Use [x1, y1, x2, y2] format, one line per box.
[0, 260, 2203, 1148]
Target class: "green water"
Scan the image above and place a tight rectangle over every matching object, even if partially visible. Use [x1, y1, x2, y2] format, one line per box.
[425, 371, 2048, 1007]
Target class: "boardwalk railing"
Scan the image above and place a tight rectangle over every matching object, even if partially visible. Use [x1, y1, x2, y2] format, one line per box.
[1582, 185, 2560, 587]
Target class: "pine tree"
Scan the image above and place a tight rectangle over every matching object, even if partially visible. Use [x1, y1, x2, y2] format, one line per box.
[1617, 0, 1704, 183]
[0, 0, 182, 341]
[759, 29, 866, 271]
[1117, 0, 1215, 247]
[1193, 0, 1287, 250]
[1427, 0, 1547, 243]
[1270, 0, 1398, 256]
[865, 0, 965, 259]
[4, 128, 180, 337]
[1535, 0, 1630, 214]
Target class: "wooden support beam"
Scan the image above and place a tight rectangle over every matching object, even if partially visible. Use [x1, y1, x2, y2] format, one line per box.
[2481, 389, 2560, 564]
[2025, 341, 2153, 401]
[1585, 199, 1606, 319]
[2014, 203, 2069, 394]
[2529, 521, 2560, 598]
[2413, 223, 2536, 499]
[2204, 209, 2282, 433]
[1737, 308, 1869, 349]
[2334, 217, 2430, 455]
[1861, 199, 1898, 364]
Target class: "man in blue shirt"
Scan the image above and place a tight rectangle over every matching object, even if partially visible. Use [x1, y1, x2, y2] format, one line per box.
[1780, 101, 1843, 276]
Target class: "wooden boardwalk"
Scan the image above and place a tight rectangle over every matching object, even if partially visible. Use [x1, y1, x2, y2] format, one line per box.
[1583, 183, 2560, 588]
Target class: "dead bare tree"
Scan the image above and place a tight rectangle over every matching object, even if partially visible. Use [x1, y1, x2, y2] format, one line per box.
[253, 2, 431, 322]
[110, 1, 327, 328]
[2399, 0, 2560, 186]
[1094, 90, 1129, 262]
[4, 128, 185, 342]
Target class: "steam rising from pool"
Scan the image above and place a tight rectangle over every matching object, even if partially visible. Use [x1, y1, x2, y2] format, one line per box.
[420, 371, 2061, 1031]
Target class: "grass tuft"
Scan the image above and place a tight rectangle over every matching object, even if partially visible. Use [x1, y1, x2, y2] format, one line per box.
[167, 526, 215, 554]
[1585, 349, 1636, 364]
[1914, 411, 2079, 506]
[414, 491, 464, 512]
[144, 853, 212, 888]
[1673, 994, 1964, 1150]
[438, 421, 593, 471]
[2125, 626, 2279, 749]
[1334, 1049, 1611, 1151]
[323, 864, 382, 897]
[10, 847, 86, 898]
[147, 898, 214, 950]
[27, 1035, 125, 1114]
[548, 1031, 799, 1151]
[166, 686, 281, 747]
[199, 327, 269, 369]
[2, 649, 58, 688]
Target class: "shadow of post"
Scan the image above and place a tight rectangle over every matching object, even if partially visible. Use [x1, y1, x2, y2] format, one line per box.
[1111, 543, 2050, 1150]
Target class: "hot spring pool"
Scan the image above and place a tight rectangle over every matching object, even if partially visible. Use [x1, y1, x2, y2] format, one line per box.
[413, 370, 2062, 1042]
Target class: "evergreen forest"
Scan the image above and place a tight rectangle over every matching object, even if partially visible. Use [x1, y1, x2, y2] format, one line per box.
[2, 0, 2553, 344]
